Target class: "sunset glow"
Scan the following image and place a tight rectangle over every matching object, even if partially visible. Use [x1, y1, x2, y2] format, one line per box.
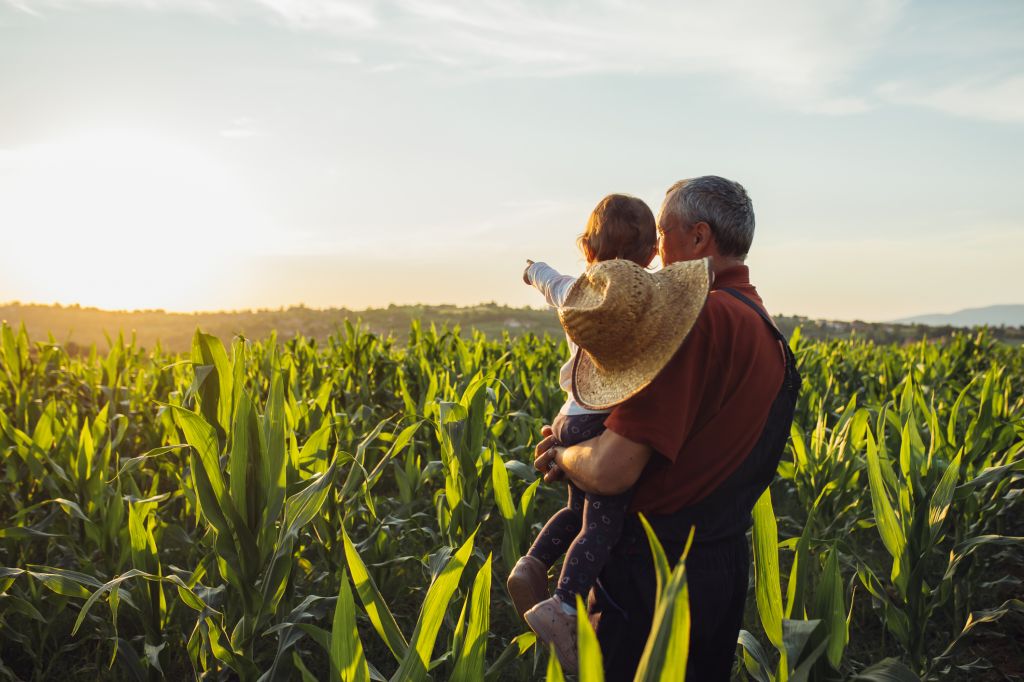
[1, 129, 276, 310]
[1, 0, 1021, 319]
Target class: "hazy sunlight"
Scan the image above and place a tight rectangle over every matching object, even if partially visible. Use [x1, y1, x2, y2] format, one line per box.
[0, 129, 273, 310]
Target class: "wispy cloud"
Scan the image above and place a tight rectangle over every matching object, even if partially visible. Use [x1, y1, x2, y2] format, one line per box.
[5, 0, 906, 114]
[878, 75, 1024, 124]
[8, 0, 1022, 124]
[253, 0, 376, 31]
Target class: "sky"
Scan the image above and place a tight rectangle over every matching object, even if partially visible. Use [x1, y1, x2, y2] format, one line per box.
[0, 0, 1022, 321]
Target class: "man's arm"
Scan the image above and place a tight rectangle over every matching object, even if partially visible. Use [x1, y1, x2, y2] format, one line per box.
[535, 426, 652, 495]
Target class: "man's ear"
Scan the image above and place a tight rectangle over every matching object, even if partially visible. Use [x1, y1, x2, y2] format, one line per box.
[692, 221, 712, 248]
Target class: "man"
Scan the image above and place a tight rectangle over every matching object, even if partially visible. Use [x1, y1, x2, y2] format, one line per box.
[534, 175, 801, 680]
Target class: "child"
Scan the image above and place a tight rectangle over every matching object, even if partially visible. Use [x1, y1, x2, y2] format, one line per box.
[508, 193, 658, 671]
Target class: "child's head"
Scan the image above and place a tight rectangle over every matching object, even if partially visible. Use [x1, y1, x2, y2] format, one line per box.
[577, 194, 657, 267]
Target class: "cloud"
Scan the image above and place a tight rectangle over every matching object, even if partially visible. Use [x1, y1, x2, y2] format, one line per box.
[4, 0, 907, 114]
[878, 75, 1024, 124]
[253, 0, 376, 31]
[11, 0, 1018, 124]
[372, 0, 904, 116]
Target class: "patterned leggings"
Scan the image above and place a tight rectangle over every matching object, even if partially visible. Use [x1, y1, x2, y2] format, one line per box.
[526, 412, 633, 604]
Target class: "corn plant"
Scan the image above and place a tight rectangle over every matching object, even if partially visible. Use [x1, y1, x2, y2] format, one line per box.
[1, 321, 1021, 680]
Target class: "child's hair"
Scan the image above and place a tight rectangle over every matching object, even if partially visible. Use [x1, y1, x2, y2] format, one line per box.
[577, 194, 657, 266]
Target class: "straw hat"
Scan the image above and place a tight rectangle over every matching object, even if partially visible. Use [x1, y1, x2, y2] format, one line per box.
[559, 258, 710, 410]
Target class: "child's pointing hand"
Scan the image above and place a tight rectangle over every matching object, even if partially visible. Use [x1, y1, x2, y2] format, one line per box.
[523, 259, 535, 285]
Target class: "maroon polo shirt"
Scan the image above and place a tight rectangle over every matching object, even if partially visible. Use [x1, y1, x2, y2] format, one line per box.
[604, 264, 785, 515]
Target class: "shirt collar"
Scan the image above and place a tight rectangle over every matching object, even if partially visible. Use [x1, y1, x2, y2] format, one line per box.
[711, 264, 750, 291]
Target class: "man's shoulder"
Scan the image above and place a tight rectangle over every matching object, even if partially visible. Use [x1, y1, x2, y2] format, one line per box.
[686, 285, 779, 365]
[705, 286, 772, 329]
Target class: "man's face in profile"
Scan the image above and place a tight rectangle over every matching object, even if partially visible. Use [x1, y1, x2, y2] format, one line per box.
[657, 213, 687, 265]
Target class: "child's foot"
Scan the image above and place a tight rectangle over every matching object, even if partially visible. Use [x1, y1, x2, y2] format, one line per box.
[506, 555, 549, 619]
[524, 595, 578, 673]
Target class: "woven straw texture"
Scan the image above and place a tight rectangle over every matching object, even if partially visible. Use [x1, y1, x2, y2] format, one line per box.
[559, 258, 710, 410]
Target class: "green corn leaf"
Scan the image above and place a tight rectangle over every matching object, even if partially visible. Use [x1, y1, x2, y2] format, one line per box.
[930, 599, 1024, 669]
[865, 431, 906, 588]
[72, 569, 148, 635]
[282, 457, 339, 539]
[852, 658, 919, 681]
[365, 421, 421, 488]
[330, 567, 370, 682]
[788, 638, 828, 682]
[546, 644, 566, 682]
[491, 449, 516, 522]
[229, 390, 260, 530]
[575, 594, 604, 681]
[752, 489, 785, 653]
[341, 526, 409, 661]
[169, 404, 227, 500]
[812, 547, 847, 670]
[0, 527, 61, 539]
[127, 503, 152, 575]
[26, 565, 102, 599]
[784, 505, 819, 621]
[943, 535, 1024, 582]
[31, 399, 55, 451]
[450, 554, 492, 682]
[518, 478, 541, 527]
[483, 632, 536, 682]
[260, 371, 288, 532]
[638, 515, 671, 608]
[191, 330, 233, 436]
[738, 630, 775, 682]
[0, 594, 45, 622]
[390, 530, 477, 682]
[927, 452, 961, 543]
[1, 323, 21, 383]
[294, 651, 321, 682]
[203, 615, 259, 679]
[108, 444, 189, 483]
[781, 619, 821, 671]
[633, 545, 691, 682]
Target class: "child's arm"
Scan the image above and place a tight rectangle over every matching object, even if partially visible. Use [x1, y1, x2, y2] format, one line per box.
[524, 260, 577, 308]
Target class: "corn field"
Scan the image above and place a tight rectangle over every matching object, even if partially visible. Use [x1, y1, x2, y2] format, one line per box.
[0, 319, 1021, 681]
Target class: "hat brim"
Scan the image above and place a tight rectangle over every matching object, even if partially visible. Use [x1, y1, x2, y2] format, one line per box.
[570, 259, 709, 410]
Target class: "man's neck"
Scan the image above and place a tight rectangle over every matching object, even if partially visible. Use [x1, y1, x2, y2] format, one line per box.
[708, 256, 746, 277]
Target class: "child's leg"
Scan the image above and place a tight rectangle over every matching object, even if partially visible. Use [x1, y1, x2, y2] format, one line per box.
[553, 489, 633, 605]
[524, 412, 609, 568]
[551, 412, 607, 447]
[525, 482, 584, 567]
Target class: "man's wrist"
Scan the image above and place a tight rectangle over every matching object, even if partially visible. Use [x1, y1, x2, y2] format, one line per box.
[552, 445, 567, 471]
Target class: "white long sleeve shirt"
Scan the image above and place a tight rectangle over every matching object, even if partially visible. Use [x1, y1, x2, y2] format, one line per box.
[526, 261, 610, 416]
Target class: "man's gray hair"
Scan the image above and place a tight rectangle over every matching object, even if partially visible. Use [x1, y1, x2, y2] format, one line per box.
[661, 176, 755, 259]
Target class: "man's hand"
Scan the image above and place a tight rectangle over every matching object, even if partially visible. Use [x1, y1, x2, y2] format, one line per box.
[522, 259, 535, 285]
[533, 424, 566, 482]
[544, 428, 653, 495]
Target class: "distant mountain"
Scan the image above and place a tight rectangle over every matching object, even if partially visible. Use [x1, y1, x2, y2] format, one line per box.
[894, 304, 1024, 328]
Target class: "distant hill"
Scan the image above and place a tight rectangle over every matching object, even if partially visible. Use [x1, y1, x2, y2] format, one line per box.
[894, 304, 1024, 328]
[2, 302, 1022, 354]
[0, 302, 567, 354]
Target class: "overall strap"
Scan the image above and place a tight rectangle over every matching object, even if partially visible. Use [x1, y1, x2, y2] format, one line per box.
[720, 288, 788, 347]
[619, 287, 803, 549]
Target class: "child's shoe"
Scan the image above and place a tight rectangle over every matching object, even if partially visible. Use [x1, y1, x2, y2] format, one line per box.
[506, 555, 549, 619]
[524, 594, 578, 673]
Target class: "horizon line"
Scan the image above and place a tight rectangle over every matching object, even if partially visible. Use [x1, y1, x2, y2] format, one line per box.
[4, 298, 1023, 327]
